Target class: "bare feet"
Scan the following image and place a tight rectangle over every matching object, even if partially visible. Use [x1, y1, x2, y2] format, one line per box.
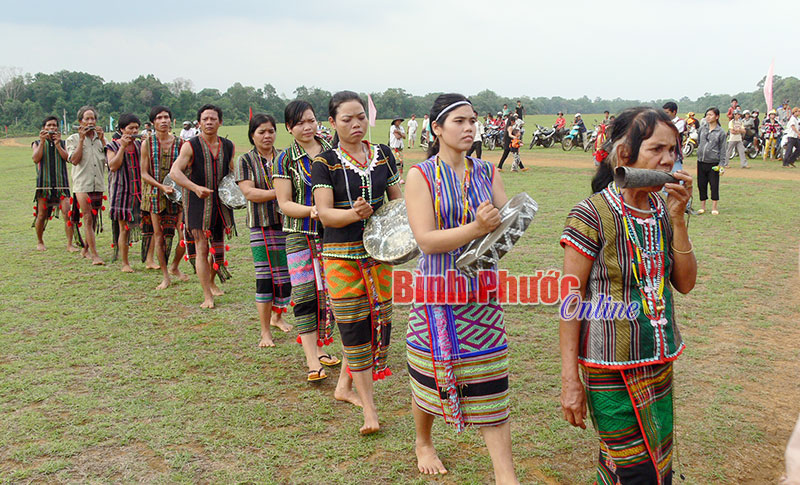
[36, 242, 46, 251]
[169, 269, 189, 281]
[156, 278, 170, 290]
[359, 410, 380, 435]
[334, 387, 363, 407]
[81, 248, 89, 259]
[270, 314, 293, 333]
[145, 261, 160, 270]
[121, 264, 134, 273]
[200, 298, 215, 309]
[258, 330, 275, 348]
[66, 245, 80, 253]
[91, 256, 104, 265]
[416, 442, 447, 475]
[210, 284, 224, 297]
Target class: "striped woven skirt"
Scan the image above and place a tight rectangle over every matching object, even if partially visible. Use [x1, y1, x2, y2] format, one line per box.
[285, 232, 333, 343]
[406, 300, 509, 429]
[140, 202, 181, 263]
[583, 363, 675, 484]
[323, 257, 392, 374]
[250, 225, 291, 311]
[182, 216, 231, 282]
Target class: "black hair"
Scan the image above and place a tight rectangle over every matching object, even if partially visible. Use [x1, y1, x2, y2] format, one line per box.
[604, 110, 610, 115]
[662, 102, 678, 113]
[197, 104, 223, 123]
[284, 100, 315, 130]
[118, 113, 141, 130]
[149, 105, 172, 123]
[590, 107, 678, 193]
[426, 93, 471, 158]
[248, 113, 277, 145]
[77, 105, 97, 122]
[41, 116, 59, 128]
[705, 107, 720, 117]
[328, 90, 366, 119]
[731, 98, 738, 103]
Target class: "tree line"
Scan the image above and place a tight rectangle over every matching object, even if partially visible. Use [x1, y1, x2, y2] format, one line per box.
[1, 67, 797, 135]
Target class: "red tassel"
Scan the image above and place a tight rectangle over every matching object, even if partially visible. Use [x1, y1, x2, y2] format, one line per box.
[372, 373, 379, 381]
[128, 242, 132, 247]
[225, 245, 230, 251]
[67, 221, 73, 227]
[223, 260, 229, 267]
[69, 197, 74, 204]
[101, 205, 106, 211]
[183, 254, 189, 261]
[290, 301, 296, 307]
[384, 368, 392, 377]
[49, 216, 53, 220]
[78, 222, 83, 228]
[205, 230, 212, 237]
[92, 209, 98, 216]
[33, 205, 37, 209]
[179, 239, 185, 247]
[212, 263, 219, 271]
[325, 337, 333, 345]
[86, 197, 91, 204]
[296, 335, 302, 344]
[60, 195, 65, 200]
[316, 339, 323, 347]
[33, 211, 36, 216]
[209, 247, 216, 255]
[346, 367, 352, 379]
[68, 210, 73, 217]
[124, 224, 129, 230]
[111, 243, 115, 248]
[225, 227, 231, 235]
[102, 195, 107, 200]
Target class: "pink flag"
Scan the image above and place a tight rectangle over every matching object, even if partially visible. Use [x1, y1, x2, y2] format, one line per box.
[367, 94, 377, 127]
[764, 59, 775, 112]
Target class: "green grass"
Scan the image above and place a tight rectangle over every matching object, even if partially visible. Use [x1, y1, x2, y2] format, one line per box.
[1, 124, 799, 484]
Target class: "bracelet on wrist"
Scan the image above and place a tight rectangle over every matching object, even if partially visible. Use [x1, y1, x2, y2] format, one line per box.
[671, 240, 693, 254]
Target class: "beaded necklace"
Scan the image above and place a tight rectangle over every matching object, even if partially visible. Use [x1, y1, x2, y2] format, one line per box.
[336, 143, 374, 225]
[255, 148, 275, 189]
[614, 182, 667, 325]
[434, 155, 472, 230]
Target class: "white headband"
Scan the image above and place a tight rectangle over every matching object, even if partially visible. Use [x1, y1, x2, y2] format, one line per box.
[434, 100, 472, 123]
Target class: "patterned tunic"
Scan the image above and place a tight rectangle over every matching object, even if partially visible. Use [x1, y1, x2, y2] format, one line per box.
[272, 137, 332, 235]
[106, 140, 142, 222]
[33, 139, 70, 205]
[141, 134, 183, 214]
[183, 136, 234, 233]
[235, 148, 282, 228]
[560, 184, 683, 369]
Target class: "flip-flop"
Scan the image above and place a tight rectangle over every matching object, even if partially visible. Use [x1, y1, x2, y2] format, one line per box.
[307, 368, 327, 382]
[319, 354, 341, 367]
[711, 210, 719, 215]
[697, 209, 705, 214]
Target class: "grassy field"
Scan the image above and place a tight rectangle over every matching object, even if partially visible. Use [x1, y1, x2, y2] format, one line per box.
[1, 122, 799, 484]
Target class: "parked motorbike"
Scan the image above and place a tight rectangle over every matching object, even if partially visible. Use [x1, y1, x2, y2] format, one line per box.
[561, 124, 583, 151]
[682, 127, 698, 157]
[529, 124, 556, 149]
[483, 126, 504, 150]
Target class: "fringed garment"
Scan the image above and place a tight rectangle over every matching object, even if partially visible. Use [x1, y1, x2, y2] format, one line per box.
[405, 156, 509, 432]
[285, 232, 333, 345]
[69, 192, 105, 249]
[32, 139, 70, 226]
[140, 134, 183, 263]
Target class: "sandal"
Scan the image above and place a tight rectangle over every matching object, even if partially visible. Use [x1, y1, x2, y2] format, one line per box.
[711, 210, 719, 215]
[307, 368, 327, 382]
[697, 209, 705, 214]
[318, 353, 341, 367]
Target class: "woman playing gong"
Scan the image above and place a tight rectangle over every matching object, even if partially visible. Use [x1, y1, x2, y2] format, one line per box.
[559, 107, 696, 484]
[404, 93, 518, 484]
[273, 101, 340, 381]
[312, 91, 402, 434]
[236, 113, 293, 348]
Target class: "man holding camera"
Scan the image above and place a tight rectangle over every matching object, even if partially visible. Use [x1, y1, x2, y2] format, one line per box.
[66, 105, 107, 265]
[32, 116, 76, 252]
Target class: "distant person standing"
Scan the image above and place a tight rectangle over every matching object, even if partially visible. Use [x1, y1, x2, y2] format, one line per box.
[466, 109, 484, 159]
[502, 103, 509, 116]
[66, 105, 107, 266]
[32, 116, 76, 252]
[496, 114, 516, 170]
[763, 110, 783, 160]
[509, 128, 527, 172]
[515, 100, 525, 119]
[180, 121, 195, 141]
[389, 118, 406, 182]
[407, 114, 418, 148]
[726, 98, 739, 121]
[554, 111, 566, 133]
[726, 109, 748, 168]
[420, 114, 430, 145]
[697, 107, 726, 215]
[663, 102, 686, 171]
[783, 107, 800, 168]
[778, 100, 791, 127]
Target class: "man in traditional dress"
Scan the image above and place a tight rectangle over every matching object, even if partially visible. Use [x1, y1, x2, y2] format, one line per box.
[66, 105, 107, 265]
[32, 116, 77, 252]
[106, 113, 143, 273]
[140, 105, 188, 289]
[169, 104, 235, 308]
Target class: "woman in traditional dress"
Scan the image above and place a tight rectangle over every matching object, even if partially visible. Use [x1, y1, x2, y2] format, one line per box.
[106, 113, 143, 273]
[404, 93, 518, 484]
[236, 113, 293, 348]
[559, 107, 696, 484]
[312, 91, 402, 434]
[273, 100, 341, 382]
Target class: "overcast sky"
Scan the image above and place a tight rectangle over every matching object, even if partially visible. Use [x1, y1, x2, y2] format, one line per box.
[1, 0, 796, 101]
